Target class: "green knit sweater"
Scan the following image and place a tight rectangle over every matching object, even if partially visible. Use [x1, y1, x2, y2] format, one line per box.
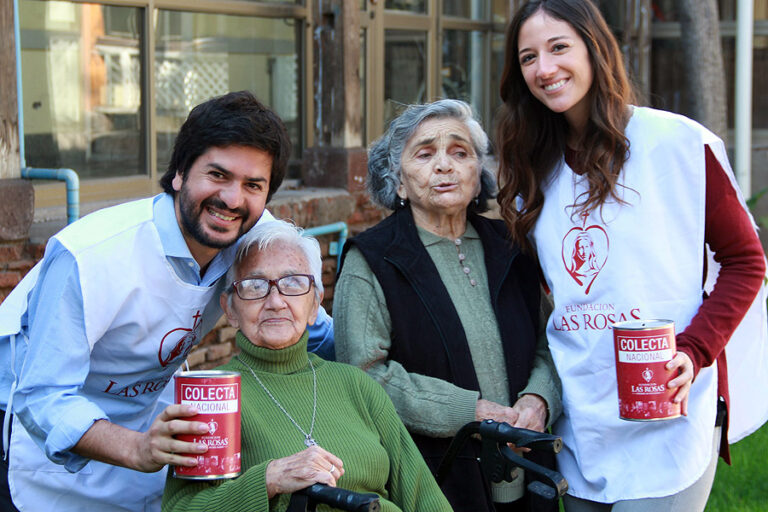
[162, 331, 451, 512]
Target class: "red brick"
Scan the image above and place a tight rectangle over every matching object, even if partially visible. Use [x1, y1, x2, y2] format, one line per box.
[0, 245, 23, 264]
[322, 259, 336, 274]
[186, 348, 207, 368]
[346, 211, 365, 225]
[317, 239, 330, 254]
[8, 259, 36, 274]
[199, 330, 217, 347]
[218, 326, 237, 344]
[0, 272, 21, 288]
[213, 314, 229, 329]
[30, 243, 46, 260]
[206, 343, 233, 361]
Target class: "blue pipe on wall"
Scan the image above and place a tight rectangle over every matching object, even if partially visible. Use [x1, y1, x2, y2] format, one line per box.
[304, 222, 348, 268]
[14, 0, 80, 225]
[21, 168, 80, 224]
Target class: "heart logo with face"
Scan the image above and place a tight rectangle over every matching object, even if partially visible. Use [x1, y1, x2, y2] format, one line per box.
[561, 224, 609, 294]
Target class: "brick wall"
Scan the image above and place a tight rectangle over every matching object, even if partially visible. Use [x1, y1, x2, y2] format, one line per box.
[0, 239, 43, 303]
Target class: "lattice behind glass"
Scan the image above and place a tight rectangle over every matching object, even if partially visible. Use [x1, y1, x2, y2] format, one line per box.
[155, 54, 229, 114]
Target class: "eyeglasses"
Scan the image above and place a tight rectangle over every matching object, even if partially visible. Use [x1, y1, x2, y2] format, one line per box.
[232, 274, 315, 300]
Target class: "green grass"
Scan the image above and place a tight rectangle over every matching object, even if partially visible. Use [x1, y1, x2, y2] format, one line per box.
[554, 422, 768, 511]
[705, 421, 768, 511]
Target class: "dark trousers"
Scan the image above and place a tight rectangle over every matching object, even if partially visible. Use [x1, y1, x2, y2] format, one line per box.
[495, 498, 526, 511]
[494, 493, 559, 512]
[0, 411, 18, 512]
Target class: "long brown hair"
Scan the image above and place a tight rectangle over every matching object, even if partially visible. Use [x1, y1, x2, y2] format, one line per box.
[496, 0, 636, 251]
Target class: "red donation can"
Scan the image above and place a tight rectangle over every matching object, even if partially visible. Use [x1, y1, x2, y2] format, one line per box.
[173, 370, 242, 479]
[612, 320, 681, 421]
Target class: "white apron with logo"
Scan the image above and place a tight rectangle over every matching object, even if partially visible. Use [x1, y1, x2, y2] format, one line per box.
[533, 107, 767, 502]
[4, 198, 220, 511]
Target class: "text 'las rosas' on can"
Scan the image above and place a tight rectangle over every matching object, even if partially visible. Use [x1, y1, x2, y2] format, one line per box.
[173, 370, 241, 479]
[612, 320, 681, 421]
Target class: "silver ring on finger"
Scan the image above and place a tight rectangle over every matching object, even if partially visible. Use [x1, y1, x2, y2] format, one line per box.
[329, 464, 335, 474]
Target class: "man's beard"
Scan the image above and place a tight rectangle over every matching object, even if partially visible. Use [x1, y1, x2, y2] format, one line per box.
[178, 188, 253, 250]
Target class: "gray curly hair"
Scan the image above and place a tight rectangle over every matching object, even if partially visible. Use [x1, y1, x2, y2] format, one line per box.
[367, 99, 497, 212]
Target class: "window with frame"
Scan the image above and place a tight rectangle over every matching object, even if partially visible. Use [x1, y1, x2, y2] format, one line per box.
[360, 1, 508, 145]
[18, 0, 306, 209]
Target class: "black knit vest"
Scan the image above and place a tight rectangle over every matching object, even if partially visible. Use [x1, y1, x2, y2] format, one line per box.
[339, 207, 540, 511]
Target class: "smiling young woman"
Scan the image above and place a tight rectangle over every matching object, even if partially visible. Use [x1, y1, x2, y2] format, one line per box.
[496, 1, 767, 511]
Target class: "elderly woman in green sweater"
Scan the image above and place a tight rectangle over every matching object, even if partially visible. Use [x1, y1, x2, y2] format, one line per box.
[333, 99, 562, 512]
[162, 220, 451, 512]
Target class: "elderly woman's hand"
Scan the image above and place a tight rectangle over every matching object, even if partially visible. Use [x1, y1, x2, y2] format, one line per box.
[475, 396, 548, 432]
[509, 394, 548, 432]
[265, 446, 346, 499]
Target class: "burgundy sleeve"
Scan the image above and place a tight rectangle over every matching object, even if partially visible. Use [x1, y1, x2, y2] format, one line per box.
[675, 145, 766, 377]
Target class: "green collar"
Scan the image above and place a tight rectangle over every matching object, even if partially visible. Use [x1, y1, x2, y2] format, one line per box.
[235, 330, 312, 375]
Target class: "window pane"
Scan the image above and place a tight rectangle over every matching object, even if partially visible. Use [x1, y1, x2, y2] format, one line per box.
[651, 1, 745, 22]
[758, 38, 768, 129]
[385, 0, 426, 14]
[384, 30, 426, 128]
[491, 32, 506, 118]
[650, 36, 767, 130]
[360, 28, 367, 143]
[651, 0, 677, 21]
[19, 1, 145, 179]
[722, 37, 768, 129]
[442, 30, 487, 118]
[758, 0, 768, 21]
[443, 0, 486, 20]
[492, 0, 508, 23]
[155, 11, 301, 174]
[649, 38, 692, 118]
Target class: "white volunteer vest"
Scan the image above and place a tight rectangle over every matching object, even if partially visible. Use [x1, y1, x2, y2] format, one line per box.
[7, 198, 220, 512]
[533, 107, 767, 502]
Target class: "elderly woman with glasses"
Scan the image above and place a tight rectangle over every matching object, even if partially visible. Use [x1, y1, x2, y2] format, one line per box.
[162, 220, 451, 512]
[333, 99, 562, 512]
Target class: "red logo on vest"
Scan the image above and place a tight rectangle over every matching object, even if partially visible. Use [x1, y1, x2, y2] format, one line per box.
[562, 212, 609, 294]
[158, 311, 202, 367]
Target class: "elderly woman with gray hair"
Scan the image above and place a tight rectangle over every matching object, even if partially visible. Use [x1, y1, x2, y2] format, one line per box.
[334, 99, 562, 512]
[162, 220, 451, 512]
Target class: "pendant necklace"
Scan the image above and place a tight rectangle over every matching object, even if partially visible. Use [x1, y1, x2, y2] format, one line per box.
[236, 355, 318, 447]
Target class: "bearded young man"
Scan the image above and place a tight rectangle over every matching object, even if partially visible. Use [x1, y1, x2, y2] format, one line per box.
[0, 91, 333, 512]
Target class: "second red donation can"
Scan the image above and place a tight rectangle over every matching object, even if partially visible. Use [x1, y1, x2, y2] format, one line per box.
[612, 320, 681, 421]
